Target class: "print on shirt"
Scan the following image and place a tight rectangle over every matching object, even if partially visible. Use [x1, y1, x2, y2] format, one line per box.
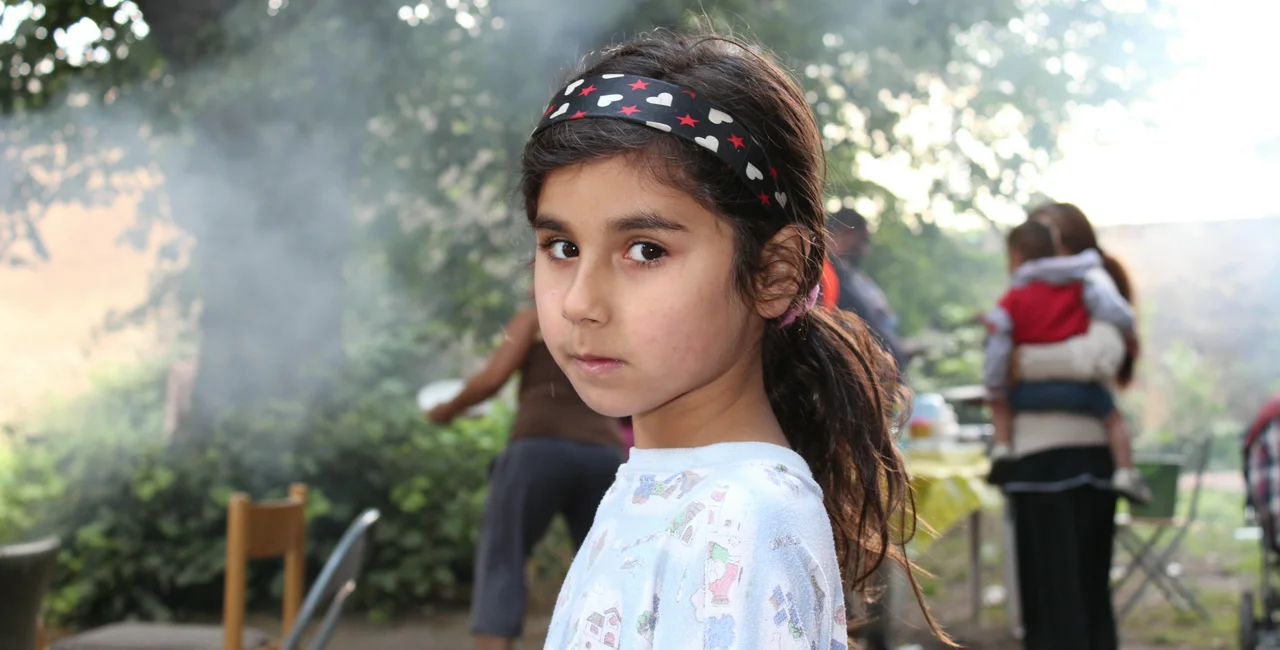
[768, 585, 806, 640]
[588, 528, 611, 569]
[634, 591, 664, 648]
[670, 502, 708, 545]
[583, 606, 623, 649]
[542, 446, 844, 650]
[808, 568, 826, 619]
[633, 470, 705, 504]
[706, 541, 744, 607]
[569, 583, 624, 650]
[765, 463, 804, 496]
[770, 534, 801, 550]
[705, 613, 737, 650]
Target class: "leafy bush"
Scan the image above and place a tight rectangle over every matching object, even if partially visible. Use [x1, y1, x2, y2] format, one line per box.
[1, 354, 510, 626]
[1, 360, 169, 546]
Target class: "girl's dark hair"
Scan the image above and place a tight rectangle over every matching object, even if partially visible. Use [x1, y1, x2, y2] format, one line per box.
[1028, 201, 1139, 387]
[521, 31, 947, 642]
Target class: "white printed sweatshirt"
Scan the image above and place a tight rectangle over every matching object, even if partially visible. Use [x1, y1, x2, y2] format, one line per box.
[543, 441, 847, 650]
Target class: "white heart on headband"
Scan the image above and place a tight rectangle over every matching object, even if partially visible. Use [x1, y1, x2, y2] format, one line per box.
[564, 79, 584, 96]
[694, 135, 719, 153]
[775, 192, 788, 208]
[597, 94, 624, 107]
[549, 103, 569, 119]
[646, 92, 673, 107]
[645, 121, 672, 132]
[601, 73, 624, 79]
[745, 163, 764, 181]
[708, 108, 733, 124]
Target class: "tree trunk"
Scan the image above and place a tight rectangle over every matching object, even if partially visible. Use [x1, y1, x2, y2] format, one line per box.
[180, 117, 353, 432]
[135, 0, 370, 439]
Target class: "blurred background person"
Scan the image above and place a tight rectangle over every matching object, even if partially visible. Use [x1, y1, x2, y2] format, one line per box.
[994, 203, 1139, 650]
[826, 207, 922, 375]
[427, 306, 623, 650]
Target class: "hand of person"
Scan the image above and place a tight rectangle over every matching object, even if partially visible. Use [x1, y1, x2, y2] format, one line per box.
[1008, 347, 1022, 384]
[426, 402, 457, 425]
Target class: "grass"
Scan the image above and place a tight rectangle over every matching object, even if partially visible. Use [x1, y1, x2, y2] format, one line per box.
[1122, 589, 1241, 649]
[1116, 485, 1260, 648]
[896, 484, 1261, 648]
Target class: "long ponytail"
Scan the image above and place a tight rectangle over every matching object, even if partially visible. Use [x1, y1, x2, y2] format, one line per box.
[764, 305, 949, 642]
[1098, 250, 1138, 387]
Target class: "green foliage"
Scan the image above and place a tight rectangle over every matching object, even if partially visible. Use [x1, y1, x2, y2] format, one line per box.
[867, 214, 1005, 389]
[1126, 340, 1243, 469]
[0, 340, 509, 626]
[0, 359, 168, 542]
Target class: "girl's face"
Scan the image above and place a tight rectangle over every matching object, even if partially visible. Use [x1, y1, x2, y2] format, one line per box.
[532, 156, 762, 419]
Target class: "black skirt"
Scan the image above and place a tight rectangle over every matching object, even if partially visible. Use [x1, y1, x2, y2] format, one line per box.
[1002, 445, 1116, 494]
[1012, 485, 1120, 650]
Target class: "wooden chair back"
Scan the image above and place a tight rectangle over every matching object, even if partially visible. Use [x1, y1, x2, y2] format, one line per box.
[223, 483, 308, 650]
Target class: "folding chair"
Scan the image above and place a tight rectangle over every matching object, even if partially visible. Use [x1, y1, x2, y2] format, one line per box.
[281, 509, 380, 650]
[1113, 436, 1212, 622]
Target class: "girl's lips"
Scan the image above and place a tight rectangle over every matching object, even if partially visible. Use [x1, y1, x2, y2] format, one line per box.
[572, 355, 624, 375]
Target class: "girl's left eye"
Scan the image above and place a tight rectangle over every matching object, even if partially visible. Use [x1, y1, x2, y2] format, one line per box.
[625, 242, 666, 264]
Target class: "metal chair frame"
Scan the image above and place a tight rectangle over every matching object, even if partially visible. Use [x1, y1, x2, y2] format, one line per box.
[1114, 436, 1213, 622]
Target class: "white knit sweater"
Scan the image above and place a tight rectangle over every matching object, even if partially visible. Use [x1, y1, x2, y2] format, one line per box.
[1010, 320, 1124, 458]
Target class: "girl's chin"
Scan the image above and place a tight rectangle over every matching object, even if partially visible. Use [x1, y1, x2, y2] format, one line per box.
[575, 389, 646, 420]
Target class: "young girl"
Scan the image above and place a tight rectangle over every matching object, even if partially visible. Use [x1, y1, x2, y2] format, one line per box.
[521, 33, 944, 648]
[427, 305, 624, 650]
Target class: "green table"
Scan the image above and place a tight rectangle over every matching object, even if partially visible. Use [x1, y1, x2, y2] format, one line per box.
[907, 444, 999, 552]
[907, 443, 1002, 627]
[861, 443, 1004, 650]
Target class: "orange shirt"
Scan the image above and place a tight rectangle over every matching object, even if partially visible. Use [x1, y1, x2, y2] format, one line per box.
[820, 257, 840, 310]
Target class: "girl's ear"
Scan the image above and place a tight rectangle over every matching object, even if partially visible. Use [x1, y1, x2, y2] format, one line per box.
[756, 224, 814, 320]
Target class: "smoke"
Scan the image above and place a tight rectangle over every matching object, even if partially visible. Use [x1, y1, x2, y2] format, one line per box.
[2, 0, 662, 434]
[0, 0, 673, 556]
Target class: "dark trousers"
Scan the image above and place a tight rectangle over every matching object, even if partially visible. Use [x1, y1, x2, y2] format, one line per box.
[1012, 487, 1119, 650]
[469, 438, 622, 638]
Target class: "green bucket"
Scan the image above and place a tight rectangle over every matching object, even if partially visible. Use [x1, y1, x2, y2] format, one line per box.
[1129, 457, 1182, 519]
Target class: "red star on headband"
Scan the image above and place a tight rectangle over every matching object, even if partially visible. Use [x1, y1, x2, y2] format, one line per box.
[683, 90, 697, 98]
[768, 166, 779, 180]
[677, 114, 699, 127]
[628, 79, 649, 91]
[758, 192, 771, 206]
[544, 104, 556, 116]
[728, 134, 745, 150]
[570, 110, 587, 119]
[619, 105, 641, 116]
[578, 84, 598, 97]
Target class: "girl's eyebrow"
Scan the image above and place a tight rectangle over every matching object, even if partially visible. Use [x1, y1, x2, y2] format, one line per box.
[610, 210, 688, 234]
[533, 210, 690, 235]
[532, 215, 570, 233]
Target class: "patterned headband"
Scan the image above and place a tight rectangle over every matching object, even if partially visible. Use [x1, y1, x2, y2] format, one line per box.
[533, 74, 790, 222]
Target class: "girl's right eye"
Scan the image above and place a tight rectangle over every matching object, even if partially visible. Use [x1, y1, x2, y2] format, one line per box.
[546, 240, 579, 260]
